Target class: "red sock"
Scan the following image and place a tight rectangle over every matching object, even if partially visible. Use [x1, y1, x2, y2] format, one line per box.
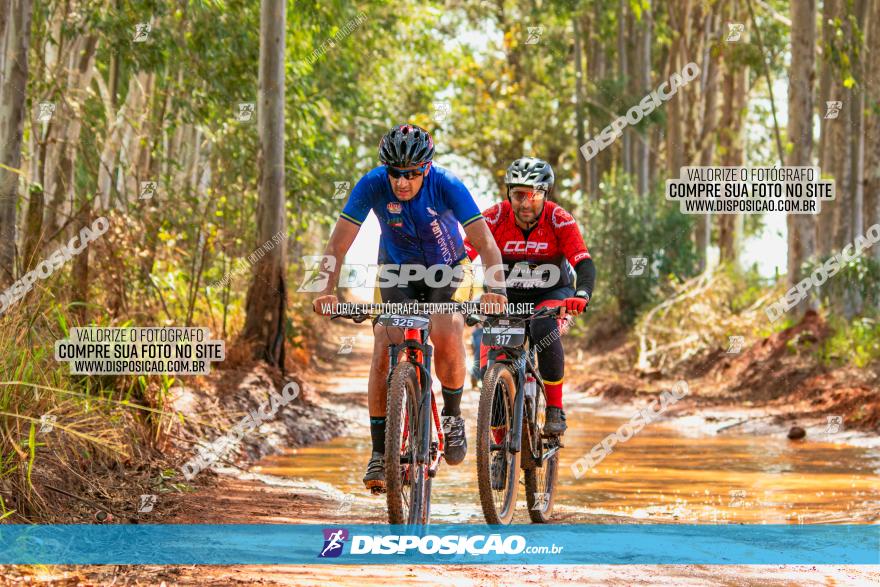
[544, 380, 563, 409]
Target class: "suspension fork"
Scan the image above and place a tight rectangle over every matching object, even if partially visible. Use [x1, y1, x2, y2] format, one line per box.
[402, 327, 435, 467]
[486, 346, 526, 455]
[412, 329, 443, 471]
[387, 328, 430, 460]
[508, 348, 527, 455]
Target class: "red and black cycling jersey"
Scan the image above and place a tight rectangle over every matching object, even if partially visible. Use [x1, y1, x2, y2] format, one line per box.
[465, 200, 593, 295]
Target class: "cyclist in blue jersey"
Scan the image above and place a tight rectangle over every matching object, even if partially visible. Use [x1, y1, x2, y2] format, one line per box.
[313, 124, 508, 492]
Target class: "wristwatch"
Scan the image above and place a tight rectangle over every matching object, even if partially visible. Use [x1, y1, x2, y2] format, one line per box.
[575, 290, 589, 300]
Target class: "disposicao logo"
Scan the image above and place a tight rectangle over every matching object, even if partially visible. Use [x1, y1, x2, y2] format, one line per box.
[347, 534, 527, 555]
[319, 528, 349, 558]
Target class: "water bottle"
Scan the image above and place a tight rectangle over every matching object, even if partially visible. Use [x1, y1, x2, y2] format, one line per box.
[525, 374, 536, 400]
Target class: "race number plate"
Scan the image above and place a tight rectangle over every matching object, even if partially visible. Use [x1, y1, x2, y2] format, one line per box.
[482, 325, 526, 347]
[377, 315, 431, 330]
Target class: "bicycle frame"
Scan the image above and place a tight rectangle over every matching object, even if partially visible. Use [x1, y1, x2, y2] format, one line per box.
[387, 326, 444, 475]
[485, 329, 544, 458]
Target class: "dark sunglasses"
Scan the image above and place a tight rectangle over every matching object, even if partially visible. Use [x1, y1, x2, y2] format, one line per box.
[386, 162, 430, 180]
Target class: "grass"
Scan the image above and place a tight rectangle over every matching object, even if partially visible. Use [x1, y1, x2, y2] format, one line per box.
[0, 299, 149, 522]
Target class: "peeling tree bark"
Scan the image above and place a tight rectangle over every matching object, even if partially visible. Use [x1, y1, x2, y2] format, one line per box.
[0, 0, 34, 288]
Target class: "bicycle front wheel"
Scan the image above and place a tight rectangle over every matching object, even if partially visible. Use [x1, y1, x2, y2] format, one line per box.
[476, 363, 520, 525]
[385, 361, 429, 524]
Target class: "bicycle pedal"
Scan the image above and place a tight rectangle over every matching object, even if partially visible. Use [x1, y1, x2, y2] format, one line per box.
[542, 437, 564, 448]
[365, 480, 386, 495]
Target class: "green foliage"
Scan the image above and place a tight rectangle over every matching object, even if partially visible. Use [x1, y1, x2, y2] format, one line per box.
[818, 316, 880, 368]
[728, 263, 771, 313]
[585, 175, 698, 324]
[805, 254, 880, 311]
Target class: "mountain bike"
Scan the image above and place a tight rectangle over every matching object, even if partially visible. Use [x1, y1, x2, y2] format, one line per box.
[468, 305, 570, 524]
[333, 302, 472, 525]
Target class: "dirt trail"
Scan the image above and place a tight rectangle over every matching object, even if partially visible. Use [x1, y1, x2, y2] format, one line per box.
[7, 321, 880, 586]
[32, 563, 880, 586]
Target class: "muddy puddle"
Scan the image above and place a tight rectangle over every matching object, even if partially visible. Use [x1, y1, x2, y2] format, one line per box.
[256, 391, 880, 524]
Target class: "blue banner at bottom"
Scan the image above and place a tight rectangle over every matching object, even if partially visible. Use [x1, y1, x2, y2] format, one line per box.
[2, 524, 879, 565]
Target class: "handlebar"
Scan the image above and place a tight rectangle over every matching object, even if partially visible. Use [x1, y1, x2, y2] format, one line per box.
[465, 304, 567, 327]
[327, 301, 578, 326]
[329, 302, 479, 323]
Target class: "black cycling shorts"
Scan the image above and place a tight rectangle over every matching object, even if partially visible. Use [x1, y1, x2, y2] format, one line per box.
[374, 259, 476, 304]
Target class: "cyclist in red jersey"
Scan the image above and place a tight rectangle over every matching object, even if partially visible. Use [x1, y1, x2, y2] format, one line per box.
[465, 157, 596, 435]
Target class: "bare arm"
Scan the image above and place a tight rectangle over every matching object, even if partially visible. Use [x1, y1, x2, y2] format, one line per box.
[463, 219, 507, 313]
[321, 220, 360, 294]
[312, 220, 359, 313]
[463, 219, 505, 290]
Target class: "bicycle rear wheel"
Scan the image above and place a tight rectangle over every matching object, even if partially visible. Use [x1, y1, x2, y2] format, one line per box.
[524, 447, 559, 523]
[476, 363, 520, 525]
[523, 385, 559, 523]
[385, 361, 429, 524]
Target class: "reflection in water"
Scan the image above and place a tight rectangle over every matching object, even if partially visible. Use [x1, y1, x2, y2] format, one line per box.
[256, 402, 880, 524]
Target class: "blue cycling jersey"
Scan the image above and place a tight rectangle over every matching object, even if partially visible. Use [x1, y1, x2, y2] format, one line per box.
[340, 165, 483, 266]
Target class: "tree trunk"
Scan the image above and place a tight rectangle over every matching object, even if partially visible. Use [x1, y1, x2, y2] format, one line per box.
[0, 0, 33, 288]
[35, 1, 65, 215]
[816, 0, 837, 258]
[695, 8, 722, 271]
[718, 50, 748, 266]
[70, 198, 91, 323]
[21, 184, 44, 272]
[636, 4, 653, 196]
[573, 16, 588, 199]
[842, 0, 871, 316]
[666, 38, 684, 178]
[849, 0, 871, 241]
[786, 0, 817, 296]
[588, 18, 606, 197]
[866, 0, 880, 255]
[242, 0, 288, 367]
[832, 1, 855, 249]
[664, 0, 689, 181]
[618, 0, 631, 176]
[43, 34, 98, 242]
[97, 71, 151, 209]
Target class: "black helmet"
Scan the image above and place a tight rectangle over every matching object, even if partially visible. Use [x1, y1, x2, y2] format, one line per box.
[504, 157, 555, 197]
[378, 124, 435, 167]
